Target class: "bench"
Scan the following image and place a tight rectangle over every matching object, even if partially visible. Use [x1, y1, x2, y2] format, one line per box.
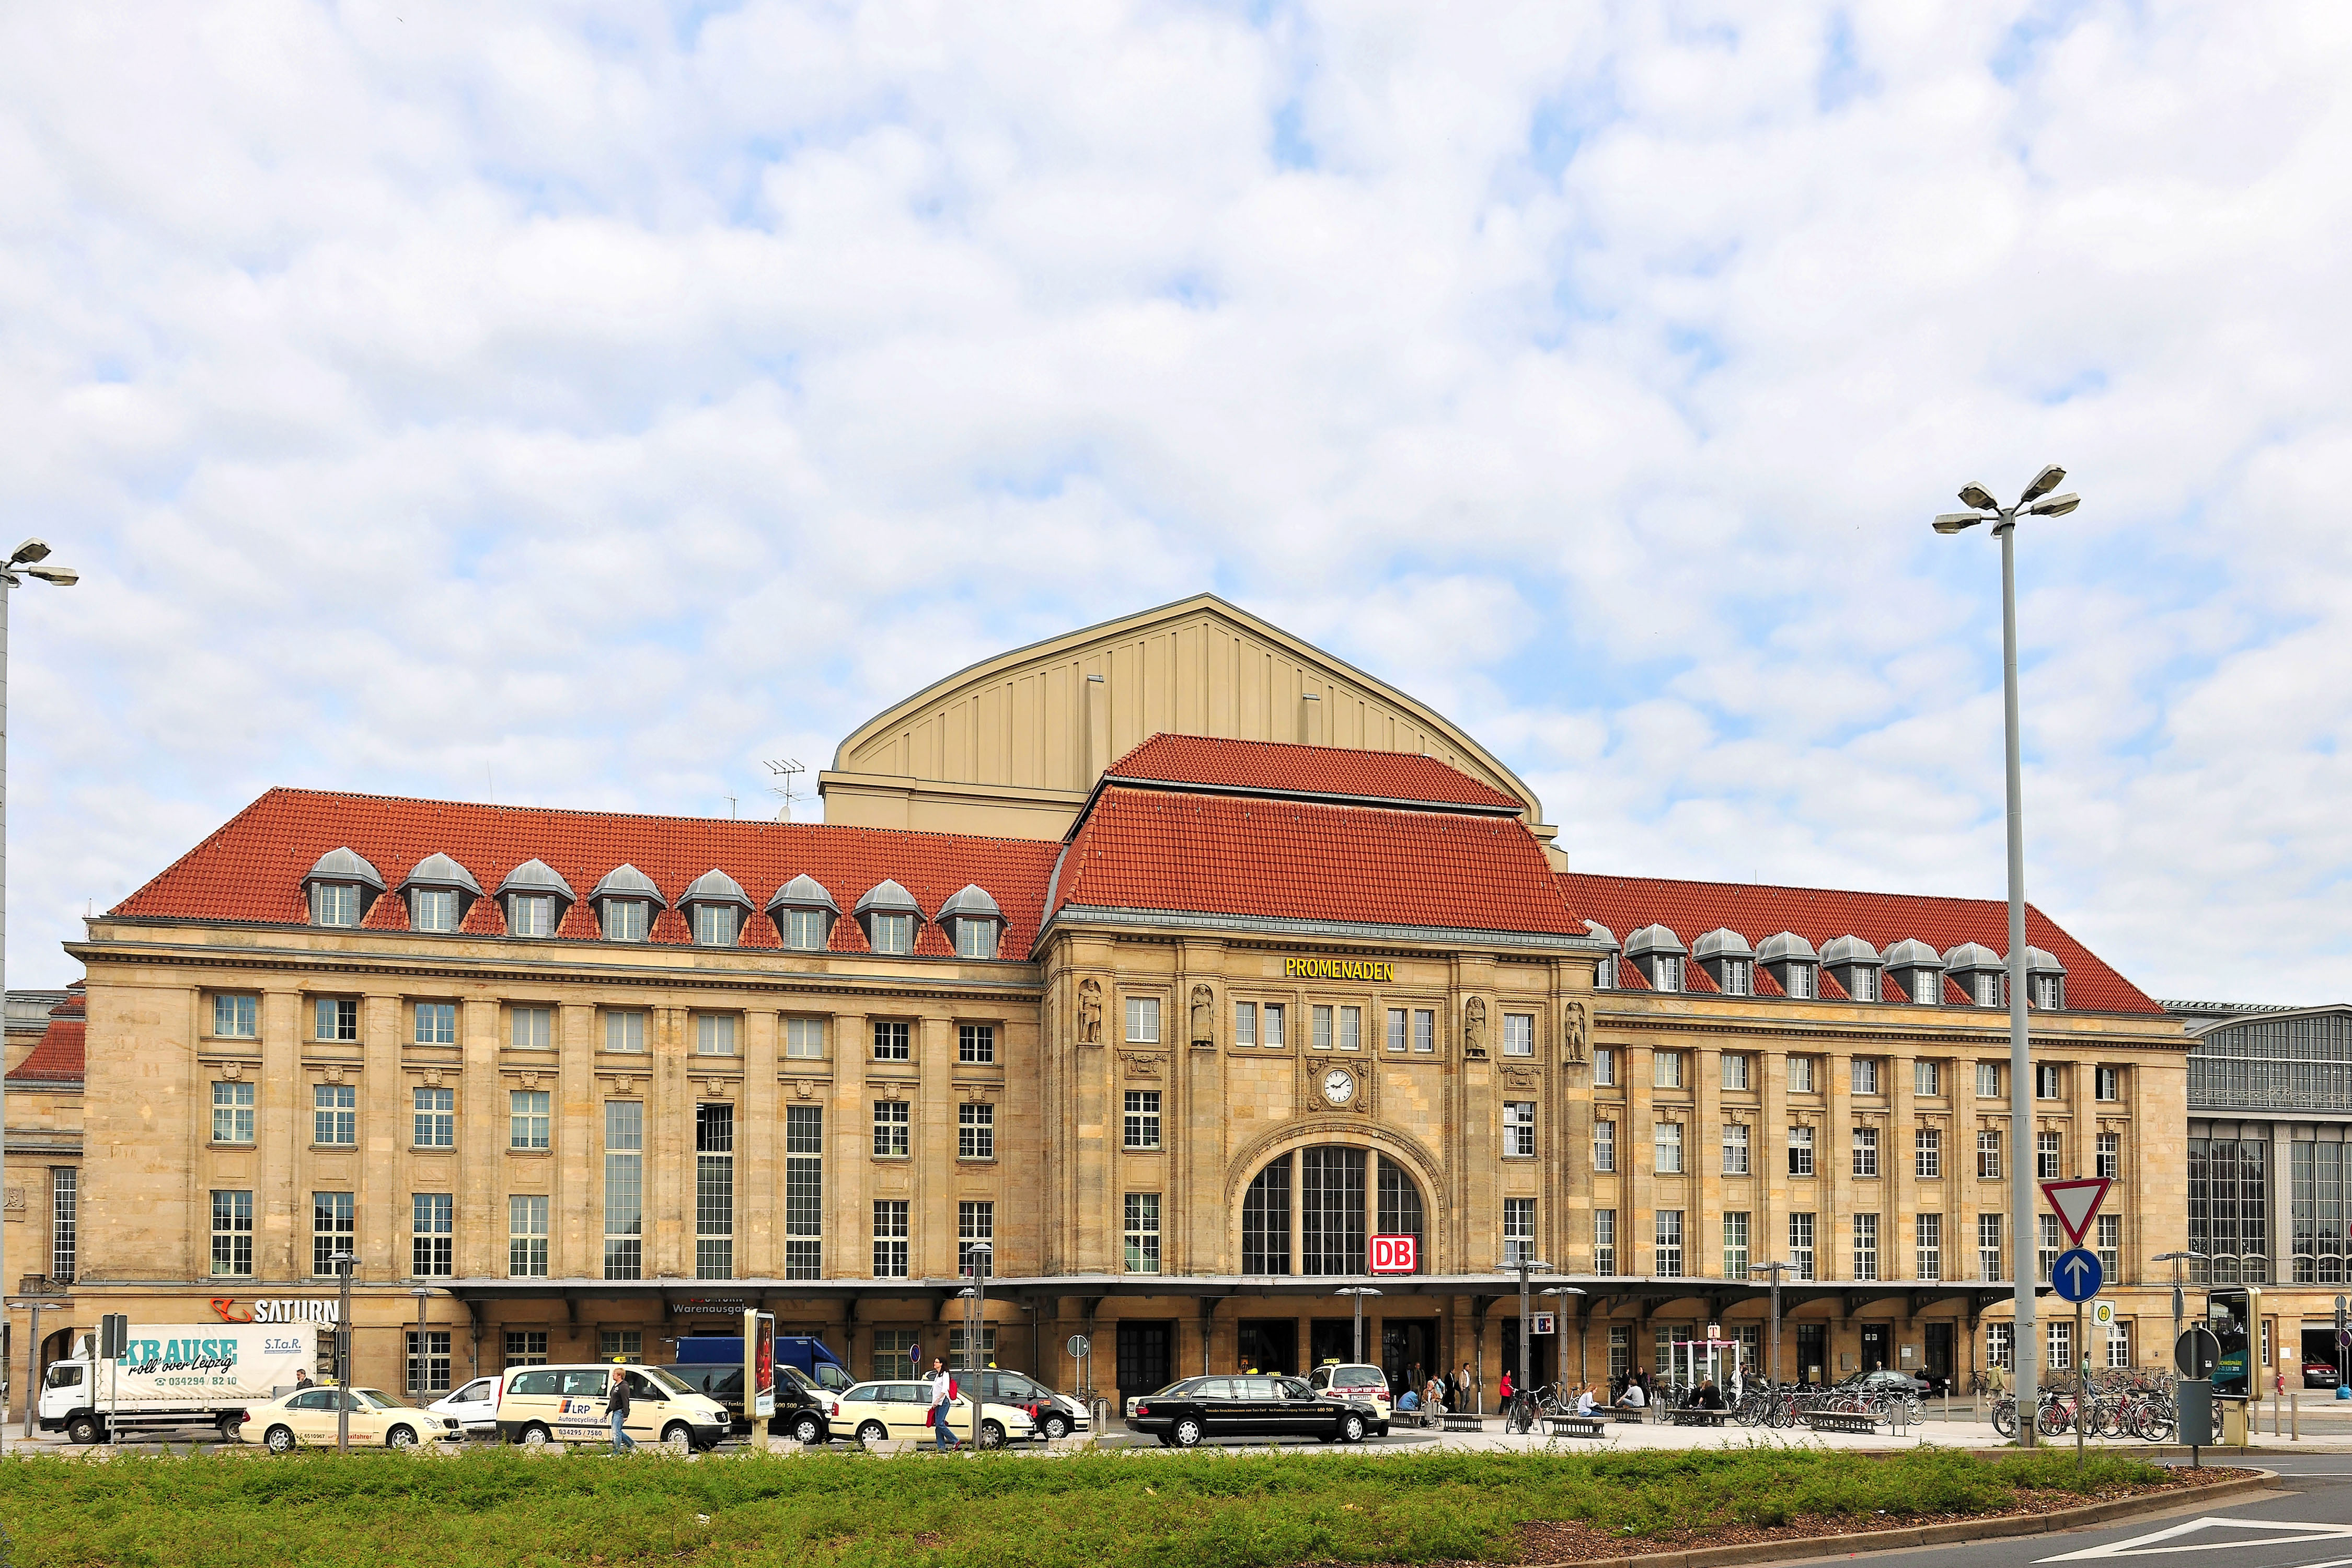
[1797, 1410, 1880, 1435]
[1668, 1409, 1726, 1427]
[1541, 1416, 1608, 1440]
[1594, 1406, 1645, 1423]
[1441, 1413, 1483, 1433]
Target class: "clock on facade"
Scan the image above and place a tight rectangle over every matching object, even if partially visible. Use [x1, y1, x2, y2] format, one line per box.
[1321, 1068, 1355, 1106]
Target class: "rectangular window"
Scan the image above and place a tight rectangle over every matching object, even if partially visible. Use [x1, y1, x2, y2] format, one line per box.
[2096, 1130, 2120, 1180]
[413, 1001, 457, 1045]
[1654, 1121, 1684, 1174]
[604, 1101, 643, 1281]
[1655, 1209, 1685, 1275]
[412, 1192, 454, 1278]
[312, 882, 361, 926]
[784, 907, 827, 951]
[604, 897, 649, 942]
[2037, 1129, 2062, 1180]
[872, 1020, 910, 1062]
[1974, 972, 2003, 1008]
[1916, 1212, 1942, 1280]
[1850, 965, 1880, 1002]
[509, 1194, 549, 1277]
[1125, 1194, 1161, 1274]
[1503, 1013, 1534, 1056]
[1654, 1051, 1684, 1089]
[1789, 1056, 1816, 1093]
[954, 918, 996, 959]
[510, 1006, 553, 1050]
[2095, 1065, 2122, 1102]
[1987, 1321, 2014, 1370]
[504, 1330, 549, 1367]
[1239, 1002, 1260, 1046]
[212, 1081, 256, 1144]
[1720, 958, 1752, 996]
[604, 1010, 645, 1053]
[1312, 1004, 1333, 1050]
[1652, 954, 1684, 993]
[1852, 1125, 1880, 1178]
[2097, 1213, 2122, 1279]
[50, 1169, 76, 1282]
[693, 903, 739, 947]
[2106, 1321, 2131, 1369]
[2038, 1213, 2061, 1282]
[1852, 1058, 1881, 1095]
[1265, 1004, 1287, 1049]
[1503, 1197, 1537, 1266]
[2037, 1063, 2062, 1100]
[313, 1083, 356, 1146]
[785, 1017, 826, 1059]
[1593, 1209, 1617, 1274]
[2047, 1320, 2072, 1371]
[312, 1191, 354, 1278]
[695, 1014, 738, 1057]
[1916, 1127, 1942, 1179]
[872, 1100, 910, 1157]
[696, 1103, 735, 1280]
[2032, 974, 2065, 1009]
[1978, 1130, 2002, 1181]
[212, 994, 258, 1038]
[869, 1329, 920, 1382]
[958, 1023, 995, 1064]
[1785, 962, 1815, 999]
[1788, 1125, 1815, 1177]
[509, 1089, 550, 1151]
[1503, 1101, 1536, 1158]
[412, 887, 458, 932]
[784, 1105, 823, 1281]
[1979, 1213, 2004, 1281]
[1593, 1046, 1615, 1086]
[1916, 1059, 1940, 1097]
[1124, 1090, 1162, 1151]
[407, 1330, 453, 1396]
[1722, 1211, 1749, 1279]
[958, 1200, 994, 1277]
[1338, 1005, 1361, 1051]
[510, 893, 557, 938]
[866, 911, 910, 954]
[1381, 1006, 1401, 1052]
[598, 1330, 642, 1365]
[1722, 1123, 1750, 1175]
[1853, 1213, 1880, 1281]
[872, 1199, 909, 1278]
[1977, 1062, 2001, 1099]
[412, 1086, 455, 1148]
[1413, 1008, 1435, 1053]
[1125, 997, 1160, 1044]
[1594, 1119, 1616, 1173]
[958, 1102, 996, 1160]
[313, 996, 359, 1042]
[1788, 1212, 1815, 1281]
[1723, 1053, 1750, 1090]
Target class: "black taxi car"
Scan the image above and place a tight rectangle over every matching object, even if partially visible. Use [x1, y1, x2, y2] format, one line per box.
[660, 1361, 834, 1443]
[1126, 1374, 1386, 1447]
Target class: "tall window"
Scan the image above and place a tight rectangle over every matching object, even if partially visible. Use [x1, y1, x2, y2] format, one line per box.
[315, 997, 359, 1041]
[314, 1084, 356, 1146]
[1655, 1209, 1684, 1275]
[1503, 1197, 1537, 1266]
[1977, 1062, 2000, 1099]
[2096, 1131, 2120, 1180]
[873, 1100, 910, 1156]
[1377, 1162, 1424, 1268]
[1723, 1054, 1750, 1090]
[413, 1087, 455, 1149]
[212, 1191, 253, 1276]
[1339, 1006, 1361, 1051]
[1123, 1090, 1161, 1150]
[784, 1105, 823, 1280]
[604, 1010, 645, 1052]
[2095, 1065, 2122, 1101]
[1413, 1009, 1435, 1053]
[1978, 1214, 2003, 1281]
[1594, 1209, 1617, 1274]
[1593, 1119, 1616, 1172]
[1265, 1004, 1287, 1048]
[213, 1081, 256, 1144]
[213, 993, 259, 1038]
[511, 1006, 554, 1050]
[312, 1191, 353, 1277]
[49, 1169, 76, 1282]
[1915, 1060, 1940, 1097]
[504, 1330, 549, 1366]
[1503, 1013, 1534, 1056]
[1852, 1213, 1879, 1281]
[872, 1020, 910, 1061]
[1987, 1322, 2014, 1370]
[1304, 1147, 1368, 1273]
[1789, 1212, 1815, 1281]
[509, 894, 557, 938]
[786, 1018, 825, 1059]
[412, 1192, 454, 1277]
[407, 1331, 453, 1395]
[604, 1101, 643, 1279]
[1721, 1211, 1748, 1279]
[1654, 1121, 1684, 1174]
[2106, 1321, 2131, 1369]
[1312, 1005, 1333, 1049]
[1593, 1047, 1615, 1086]
[958, 1200, 994, 1276]
[696, 1103, 735, 1279]
[2036, 1063, 2062, 1099]
[1788, 1056, 1816, 1093]
[1978, 1129, 2002, 1180]
[510, 1090, 550, 1150]
[1851, 1058, 1881, 1094]
[2097, 1213, 2122, 1280]
[1852, 1126, 1880, 1178]
[695, 1015, 738, 1056]
[2037, 1129, 2062, 1179]
[1380, 1006, 1402, 1052]
[872, 1200, 910, 1277]
[1241, 1157, 1290, 1274]
[692, 903, 739, 947]
[1654, 1051, 1684, 1089]
[1239, 1002, 1260, 1046]
[2047, 1320, 2072, 1371]
[1125, 1194, 1161, 1273]
[1503, 1102, 1536, 1158]
[958, 1024, 995, 1064]
[509, 1194, 549, 1277]
[1722, 1123, 1749, 1175]
[1916, 1213, 1941, 1280]
[603, 898, 650, 941]
[414, 1002, 457, 1045]
[959, 1102, 995, 1159]
[1916, 1127, 1942, 1179]
[1788, 1125, 1814, 1177]
[2190, 1137, 2270, 1283]
[2037, 1214, 2060, 1282]
[1125, 997, 1160, 1044]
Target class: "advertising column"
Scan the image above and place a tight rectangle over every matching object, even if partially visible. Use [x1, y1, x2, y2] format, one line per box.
[744, 1309, 776, 1452]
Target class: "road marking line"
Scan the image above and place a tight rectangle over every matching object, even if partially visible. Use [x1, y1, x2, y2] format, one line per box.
[2041, 1518, 2352, 1561]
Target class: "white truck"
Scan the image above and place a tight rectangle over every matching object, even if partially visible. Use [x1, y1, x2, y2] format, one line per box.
[38, 1322, 320, 1444]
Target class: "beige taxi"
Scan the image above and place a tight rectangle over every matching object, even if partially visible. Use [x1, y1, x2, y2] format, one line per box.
[827, 1378, 1036, 1448]
[243, 1386, 460, 1451]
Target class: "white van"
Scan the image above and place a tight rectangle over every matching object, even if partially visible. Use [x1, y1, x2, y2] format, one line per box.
[493, 1364, 731, 1452]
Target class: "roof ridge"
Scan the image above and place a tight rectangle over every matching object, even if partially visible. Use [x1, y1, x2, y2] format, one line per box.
[1562, 868, 2060, 917]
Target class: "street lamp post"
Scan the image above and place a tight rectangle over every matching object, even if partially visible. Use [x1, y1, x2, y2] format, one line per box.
[2153, 1251, 2208, 1363]
[1541, 1286, 1584, 1393]
[1335, 1287, 1380, 1367]
[1750, 1261, 1796, 1386]
[961, 1240, 992, 1449]
[331, 1251, 358, 1454]
[1933, 464, 2080, 1447]
[0, 538, 77, 1458]
[1498, 1256, 1551, 1431]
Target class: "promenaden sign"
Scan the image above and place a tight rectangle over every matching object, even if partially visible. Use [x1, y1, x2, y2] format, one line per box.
[1285, 957, 1396, 982]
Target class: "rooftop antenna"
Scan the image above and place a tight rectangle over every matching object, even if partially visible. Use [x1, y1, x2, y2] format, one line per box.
[723, 792, 739, 820]
[765, 759, 808, 821]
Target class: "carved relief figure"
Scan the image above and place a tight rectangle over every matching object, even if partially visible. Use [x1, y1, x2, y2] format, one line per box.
[1561, 1000, 1588, 1063]
[1077, 977, 1103, 1045]
[1189, 983, 1215, 1048]
[1462, 996, 1488, 1058]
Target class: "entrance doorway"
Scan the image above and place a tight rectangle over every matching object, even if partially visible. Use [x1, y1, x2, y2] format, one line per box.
[1310, 1317, 1361, 1368]
[1795, 1323, 1827, 1384]
[1115, 1321, 1173, 1404]
[1860, 1323, 1890, 1374]
[1499, 1317, 1555, 1392]
[1924, 1322, 1955, 1394]
[1238, 1319, 1297, 1377]
[1381, 1319, 1438, 1396]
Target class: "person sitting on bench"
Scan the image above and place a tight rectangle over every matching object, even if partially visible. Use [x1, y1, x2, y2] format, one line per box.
[1574, 1385, 1598, 1416]
[1696, 1379, 1725, 1412]
[1616, 1381, 1646, 1410]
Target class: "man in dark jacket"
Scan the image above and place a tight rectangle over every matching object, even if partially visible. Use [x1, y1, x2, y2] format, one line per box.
[608, 1366, 637, 1452]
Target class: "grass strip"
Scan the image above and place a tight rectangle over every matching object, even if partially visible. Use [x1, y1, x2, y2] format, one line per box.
[0, 1443, 2170, 1568]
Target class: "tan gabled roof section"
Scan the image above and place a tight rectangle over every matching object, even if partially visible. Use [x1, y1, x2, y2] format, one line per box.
[821, 592, 1562, 860]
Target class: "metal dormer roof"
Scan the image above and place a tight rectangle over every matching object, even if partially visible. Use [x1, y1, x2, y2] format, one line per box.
[765, 873, 840, 915]
[589, 863, 666, 908]
[1624, 923, 1686, 958]
[1882, 938, 1943, 970]
[681, 869, 752, 909]
[1756, 931, 1817, 964]
[1691, 927, 1753, 961]
[1942, 941, 2002, 971]
[304, 846, 384, 892]
[497, 858, 577, 901]
[854, 878, 923, 918]
[1819, 935, 1882, 967]
[400, 852, 483, 897]
[938, 883, 1002, 923]
[1584, 920, 1620, 950]
[2024, 946, 2067, 975]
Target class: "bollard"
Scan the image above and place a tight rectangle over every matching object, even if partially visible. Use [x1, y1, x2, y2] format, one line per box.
[2292, 1387, 2301, 1442]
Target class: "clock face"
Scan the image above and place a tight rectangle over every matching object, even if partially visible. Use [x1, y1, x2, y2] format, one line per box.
[1322, 1068, 1354, 1105]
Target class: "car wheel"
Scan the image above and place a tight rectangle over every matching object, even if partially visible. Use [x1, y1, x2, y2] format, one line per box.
[976, 1420, 1006, 1450]
[662, 1423, 693, 1455]
[265, 1424, 297, 1455]
[1340, 1413, 1366, 1443]
[386, 1425, 417, 1449]
[792, 1413, 824, 1444]
[519, 1423, 551, 1448]
[1040, 1413, 1071, 1440]
[857, 1421, 890, 1444]
[66, 1413, 101, 1446]
[1171, 1417, 1204, 1449]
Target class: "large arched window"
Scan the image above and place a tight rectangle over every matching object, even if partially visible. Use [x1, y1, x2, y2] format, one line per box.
[1239, 1145, 1424, 1275]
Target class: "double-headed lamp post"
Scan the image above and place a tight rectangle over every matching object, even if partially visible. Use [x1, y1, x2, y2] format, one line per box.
[2152, 1250, 2208, 1356]
[1335, 1287, 1380, 1366]
[960, 1240, 993, 1448]
[331, 1251, 358, 1454]
[0, 538, 76, 1456]
[1934, 464, 2080, 1446]
[1499, 1255, 1551, 1429]
[1750, 1261, 1797, 1386]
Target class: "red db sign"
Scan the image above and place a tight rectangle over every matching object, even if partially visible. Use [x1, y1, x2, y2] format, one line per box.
[1370, 1234, 1417, 1274]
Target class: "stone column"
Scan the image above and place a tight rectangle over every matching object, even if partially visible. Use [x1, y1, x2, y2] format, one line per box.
[744, 1009, 780, 1278]
[261, 986, 303, 1278]
[651, 1006, 686, 1278]
[557, 1002, 595, 1281]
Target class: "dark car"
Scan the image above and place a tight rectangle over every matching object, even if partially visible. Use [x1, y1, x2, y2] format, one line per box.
[1836, 1369, 1931, 1398]
[2305, 1362, 2340, 1390]
[661, 1361, 833, 1444]
[1126, 1374, 1383, 1448]
[974, 1369, 1089, 1439]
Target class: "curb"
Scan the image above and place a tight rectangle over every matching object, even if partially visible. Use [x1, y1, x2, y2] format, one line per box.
[1554, 1468, 2281, 1568]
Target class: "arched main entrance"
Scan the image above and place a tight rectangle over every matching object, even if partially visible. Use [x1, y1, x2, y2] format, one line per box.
[1238, 1146, 1425, 1275]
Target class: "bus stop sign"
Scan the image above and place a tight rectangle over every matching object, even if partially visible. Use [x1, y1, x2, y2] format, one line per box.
[2175, 1326, 2221, 1379]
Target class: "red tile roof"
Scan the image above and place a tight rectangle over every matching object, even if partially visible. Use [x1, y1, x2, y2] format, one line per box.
[7, 985, 85, 1083]
[1103, 735, 1524, 813]
[1564, 872, 2163, 1016]
[111, 789, 1062, 960]
[1053, 786, 1579, 937]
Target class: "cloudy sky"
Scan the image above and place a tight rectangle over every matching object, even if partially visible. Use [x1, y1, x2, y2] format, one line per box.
[1, 1, 2345, 1000]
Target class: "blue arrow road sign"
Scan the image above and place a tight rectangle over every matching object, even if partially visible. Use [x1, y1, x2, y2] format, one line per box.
[2053, 1248, 2103, 1303]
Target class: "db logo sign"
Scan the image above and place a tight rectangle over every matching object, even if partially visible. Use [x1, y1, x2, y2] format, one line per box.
[1369, 1234, 1417, 1274]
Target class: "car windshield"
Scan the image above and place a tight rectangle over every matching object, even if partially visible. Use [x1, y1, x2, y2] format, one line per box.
[1150, 1378, 1201, 1397]
[353, 1389, 407, 1410]
[779, 1364, 818, 1393]
[641, 1367, 696, 1398]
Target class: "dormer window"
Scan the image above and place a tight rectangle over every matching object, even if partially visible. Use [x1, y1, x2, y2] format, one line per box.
[302, 847, 385, 929]
[589, 865, 666, 944]
[1821, 937, 1883, 1003]
[1625, 924, 1687, 993]
[679, 869, 753, 949]
[509, 895, 556, 937]
[939, 884, 1005, 960]
[765, 874, 840, 953]
[870, 913, 913, 955]
[399, 853, 482, 935]
[495, 859, 576, 940]
[2024, 948, 2067, 1010]
[1943, 943, 2005, 1008]
[1586, 924, 1620, 990]
[854, 880, 925, 956]
[1758, 932, 1819, 999]
[1884, 939, 1944, 1007]
[413, 889, 457, 932]
[1693, 929, 1755, 996]
[694, 905, 737, 946]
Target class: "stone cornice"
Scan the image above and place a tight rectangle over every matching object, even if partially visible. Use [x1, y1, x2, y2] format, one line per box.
[1590, 1005, 2188, 1052]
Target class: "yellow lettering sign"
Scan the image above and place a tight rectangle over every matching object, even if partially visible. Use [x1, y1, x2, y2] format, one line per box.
[1282, 957, 1396, 983]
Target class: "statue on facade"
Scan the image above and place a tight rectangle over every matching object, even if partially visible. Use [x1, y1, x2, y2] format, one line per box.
[1463, 996, 1488, 1058]
[1190, 983, 1215, 1048]
[1077, 977, 1103, 1045]
[1562, 1000, 1588, 1062]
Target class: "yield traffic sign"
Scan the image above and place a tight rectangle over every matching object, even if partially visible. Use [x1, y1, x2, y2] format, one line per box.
[2040, 1177, 2113, 1247]
[2052, 1248, 2103, 1302]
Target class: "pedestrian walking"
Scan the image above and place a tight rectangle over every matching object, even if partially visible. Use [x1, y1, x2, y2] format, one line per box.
[607, 1366, 637, 1452]
[927, 1356, 960, 1451]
